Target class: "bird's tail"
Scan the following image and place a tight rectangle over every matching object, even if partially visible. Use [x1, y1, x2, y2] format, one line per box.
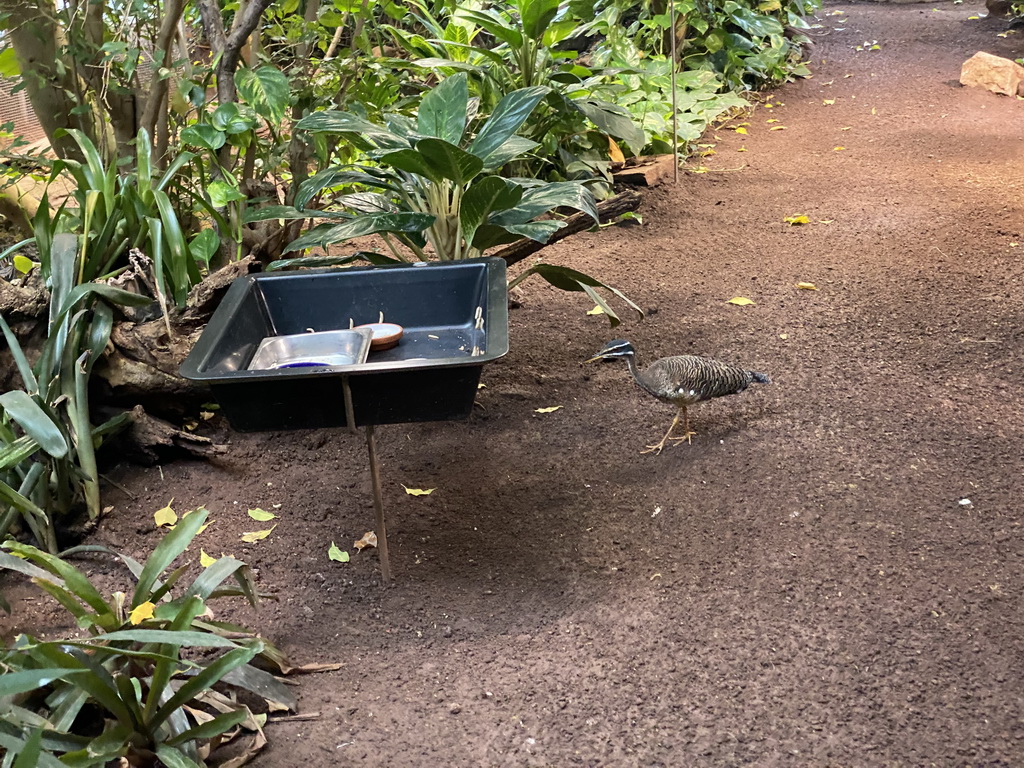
[751, 371, 770, 384]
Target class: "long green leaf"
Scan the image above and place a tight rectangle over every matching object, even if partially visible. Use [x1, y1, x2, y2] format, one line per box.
[2, 542, 109, 615]
[154, 744, 205, 768]
[468, 86, 548, 162]
[132, 508, 208, 607]
[11, 727, 43, 768]
[0, 668, 80, 698]
[153, 189, 196, 306]
[165, 708, 249, 747]
[296, 112, 409, 150]
[457, 8, 524, 47]
[152, 642, 262, 728]
[266, 251, 399, 271]
[285, 213, 435, 253]
[417, 72, 469, 144]
[0, 391, 67, 458]
[0, 312, 37, 392]
[492, 181, 598, 225]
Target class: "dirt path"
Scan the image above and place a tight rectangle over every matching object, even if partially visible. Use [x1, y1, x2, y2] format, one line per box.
[5, 2, 1024, 765]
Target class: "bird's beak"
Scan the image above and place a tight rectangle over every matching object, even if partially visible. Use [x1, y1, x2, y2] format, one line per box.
[583, 353, 605, 364]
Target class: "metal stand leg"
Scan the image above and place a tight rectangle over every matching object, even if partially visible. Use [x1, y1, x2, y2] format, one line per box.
[365, 424, 392, 582]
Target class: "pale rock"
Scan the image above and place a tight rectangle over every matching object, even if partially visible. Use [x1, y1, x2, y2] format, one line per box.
[960, 51, 1024, 97]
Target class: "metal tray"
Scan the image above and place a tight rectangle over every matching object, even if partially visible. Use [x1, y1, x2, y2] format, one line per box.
[248, 329, 372, 370]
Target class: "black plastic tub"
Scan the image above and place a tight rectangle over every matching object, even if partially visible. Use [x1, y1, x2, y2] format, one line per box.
[180, 258, 508, 431]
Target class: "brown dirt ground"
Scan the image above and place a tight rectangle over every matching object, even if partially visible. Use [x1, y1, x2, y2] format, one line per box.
[5, 1, 1024, 765]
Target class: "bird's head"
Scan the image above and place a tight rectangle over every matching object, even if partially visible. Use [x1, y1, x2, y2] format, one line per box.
[584, 339, 636, 364]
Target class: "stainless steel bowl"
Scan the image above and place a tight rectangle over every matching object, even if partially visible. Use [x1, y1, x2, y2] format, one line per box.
[248, 328, 373, 371]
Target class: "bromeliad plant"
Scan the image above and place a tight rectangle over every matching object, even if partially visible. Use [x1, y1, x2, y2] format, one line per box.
[0, 509, 292, 767]
[0, 235, 150, 553]
[261, 73, 642, 324]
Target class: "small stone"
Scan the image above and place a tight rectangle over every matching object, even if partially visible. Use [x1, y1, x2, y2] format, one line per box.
[448, 703, 462, 715]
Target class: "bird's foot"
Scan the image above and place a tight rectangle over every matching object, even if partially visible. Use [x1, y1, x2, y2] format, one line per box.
[641, 431, 696, 454]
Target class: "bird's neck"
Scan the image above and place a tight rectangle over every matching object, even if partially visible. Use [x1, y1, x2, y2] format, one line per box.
[625, 354, 660, 398]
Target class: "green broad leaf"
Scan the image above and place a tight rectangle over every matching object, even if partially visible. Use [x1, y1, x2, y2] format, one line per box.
[179, 124, 226, 151]
[207, 180, 246, 207]
[521, 0, 560, 41]
[328, 542, 350, 562]
[243, 205, 311, 223]
[212, 102, 256, 134]
[266, 252, 399, 271]
[414, 138, 483, 184]
[189, 228, 220, 266]
[729, 6, 784, 38]
[542, 18, 579, 47]
[235, 65, 290, 124]
[417, 72, 469, 144]
[334, 192, 399, 214]
[379, 148, 443, 183]
[573, 98, 646, 151]
[469, 86, 548, 162]
[460, 177, 523, 248]
[0, 391, 68, 458]
[166, 708, 249, 748]
[82, 628, 241, 647]
[185, 557, 250, 602]
[468, 223, 527, 251]
[154, 744, 205, 768]
[296, 112, 408, 150]
[457, 8, 523, 47]
[502, 220, 564, 243]
[12, 254, 36, 274]
[132, 508, 209, 607]
[285, 213, 435, 253]
[0, 47, 20, 78]
[479, 136, 540, 170]
[493, 181, 598, 225]
[295, 169, 355, 209]
[514, 262, 644, 327]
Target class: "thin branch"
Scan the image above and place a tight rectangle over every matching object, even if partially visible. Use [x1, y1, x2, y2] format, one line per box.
[141, 0, 187, 140]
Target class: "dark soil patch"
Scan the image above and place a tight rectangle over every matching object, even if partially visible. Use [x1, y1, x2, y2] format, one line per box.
[5, 2, 1024, 764]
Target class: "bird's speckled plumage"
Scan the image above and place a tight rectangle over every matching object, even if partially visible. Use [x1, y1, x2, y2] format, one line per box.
[585, 339, 770, 453]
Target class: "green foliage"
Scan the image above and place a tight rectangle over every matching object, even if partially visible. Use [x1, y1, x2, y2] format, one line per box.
[28, 129, 202, 308]
[0, 236, 149, 552]
[0, 509, 292, 766]
[275, 75, 641, 325]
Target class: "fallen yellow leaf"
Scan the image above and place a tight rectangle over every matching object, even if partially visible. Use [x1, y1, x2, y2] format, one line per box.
[241, 525, 277, 543]
[823, 99, 835, 105]
[727, 297, 756, 306]
[129, 601, 155, 625]
[766, 118, 780, 124]
[154, 501, 176, 528]
[834, 146, 846, 151]
[769, 126, 787, 131]
[608, 137, 625, 164]
[586, 305, 605, 316]
[12, 255, 36, 274]
[200, 550, 217, 568]
[738, 147, 748, 152]
[402, 485, 435, 496]
[247, 508, 277, 522]
[535, 406, 563, 414]
[871, 107, 877, 115]
[784, 215, 810, 225]
[735, 127, 748, 135]
[355, 531, 378, 551]
[779, 333, 789, 340]
[841, 126, 852, 131]
[797, 282, 819, 290]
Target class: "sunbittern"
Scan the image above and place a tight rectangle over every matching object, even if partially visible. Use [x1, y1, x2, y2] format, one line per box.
[585, 339, 770, 454]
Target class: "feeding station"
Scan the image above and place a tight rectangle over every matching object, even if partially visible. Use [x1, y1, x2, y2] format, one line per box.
[180, 257, 509, 581]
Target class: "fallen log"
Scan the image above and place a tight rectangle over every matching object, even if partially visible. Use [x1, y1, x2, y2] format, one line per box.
[494, 189, 642, 268]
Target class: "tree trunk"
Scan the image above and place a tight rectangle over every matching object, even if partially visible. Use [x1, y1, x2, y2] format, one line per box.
[0, 0, 105, 160]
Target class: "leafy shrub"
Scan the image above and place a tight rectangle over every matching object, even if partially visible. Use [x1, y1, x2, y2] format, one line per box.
[0, 509, 292, 766]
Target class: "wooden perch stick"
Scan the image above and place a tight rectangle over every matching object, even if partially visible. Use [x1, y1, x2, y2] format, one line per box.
[494, 189, 643, 268]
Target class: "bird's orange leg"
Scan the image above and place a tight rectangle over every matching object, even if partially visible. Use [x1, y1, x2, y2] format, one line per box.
[641, 407, 696, 455]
